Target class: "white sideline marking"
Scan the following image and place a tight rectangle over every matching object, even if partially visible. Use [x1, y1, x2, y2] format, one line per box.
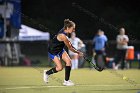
[4, 86, 65, 90]
[3, 84, 140, 90]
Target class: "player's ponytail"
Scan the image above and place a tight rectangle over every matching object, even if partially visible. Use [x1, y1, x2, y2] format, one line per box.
[64, 19, 75, 30]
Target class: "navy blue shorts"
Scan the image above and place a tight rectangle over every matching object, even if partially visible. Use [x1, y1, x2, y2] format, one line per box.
[48, 49, 65, 60]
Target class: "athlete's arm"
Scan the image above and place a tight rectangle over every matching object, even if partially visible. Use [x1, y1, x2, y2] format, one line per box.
[117, 36, 128, 45]
[57, 34, 83, 55]
[122, 35, 129, 43]
[117, 36, 125, 45]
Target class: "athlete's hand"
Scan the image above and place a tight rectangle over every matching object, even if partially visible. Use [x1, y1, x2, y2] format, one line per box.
[78, 51, 84, 56]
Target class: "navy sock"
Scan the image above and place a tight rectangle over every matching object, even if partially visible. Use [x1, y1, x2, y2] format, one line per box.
[65, 66, 71, 81]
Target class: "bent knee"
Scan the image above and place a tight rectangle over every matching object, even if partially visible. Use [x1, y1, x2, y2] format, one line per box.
[56, 66, 63, 71]
[65, 60, 72, 66]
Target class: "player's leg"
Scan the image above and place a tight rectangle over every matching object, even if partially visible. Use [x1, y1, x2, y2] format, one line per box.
[70, 55, 75, 69]
[102, 51, 107, 68]
[114, 49, 122, 69]
[73, 54, 79, 69]
[44, 55, 63, 83]
[69, 51, 77, 69]
[92, 50, 96, 64]
[62, 51, 74, 86]
[47, 56, 63, 74]
[121, 49, 127, 69]
[94, 50, 100, 67]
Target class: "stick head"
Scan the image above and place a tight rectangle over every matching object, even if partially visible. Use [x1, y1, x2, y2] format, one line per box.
[96, 67, 104, 72]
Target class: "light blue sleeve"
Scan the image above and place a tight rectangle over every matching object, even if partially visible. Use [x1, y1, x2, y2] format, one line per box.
[104, 35, 108, 41]
[102, 35, 108, 41]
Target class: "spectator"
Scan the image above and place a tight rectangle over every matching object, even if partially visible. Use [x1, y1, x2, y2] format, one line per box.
[113, 27, 129, 70]
[92, 29, 108, 68]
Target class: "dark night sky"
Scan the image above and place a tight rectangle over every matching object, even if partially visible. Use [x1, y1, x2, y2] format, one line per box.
[22, 0, 140, 40]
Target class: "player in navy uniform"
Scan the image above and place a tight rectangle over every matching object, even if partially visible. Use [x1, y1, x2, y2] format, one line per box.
[43, 19, 83, 86]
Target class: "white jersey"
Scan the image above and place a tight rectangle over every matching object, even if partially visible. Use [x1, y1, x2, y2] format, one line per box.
[116, 35, 129, 49]
[69, 37, 81, 50]
[69, 37, 81, 55]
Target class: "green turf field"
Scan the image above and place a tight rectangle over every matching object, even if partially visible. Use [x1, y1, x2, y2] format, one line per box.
[0, 67, 140, 93]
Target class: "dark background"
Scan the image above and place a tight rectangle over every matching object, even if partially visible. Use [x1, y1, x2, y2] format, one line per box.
[22, 0, 140, 40]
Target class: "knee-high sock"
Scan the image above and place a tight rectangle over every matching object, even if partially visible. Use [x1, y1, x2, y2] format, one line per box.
[46, 67, 58, 75]
[65, 66, 71, 81]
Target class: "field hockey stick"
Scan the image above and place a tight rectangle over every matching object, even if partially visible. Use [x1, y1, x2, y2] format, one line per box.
[83, 55, 103, 72]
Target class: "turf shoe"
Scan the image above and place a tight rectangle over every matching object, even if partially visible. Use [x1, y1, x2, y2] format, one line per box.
[43, 70, 49, 83]
[63, 80, 74, 86]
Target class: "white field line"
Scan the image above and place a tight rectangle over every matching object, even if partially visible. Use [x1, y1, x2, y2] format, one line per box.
[2, 84, 140, 90]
